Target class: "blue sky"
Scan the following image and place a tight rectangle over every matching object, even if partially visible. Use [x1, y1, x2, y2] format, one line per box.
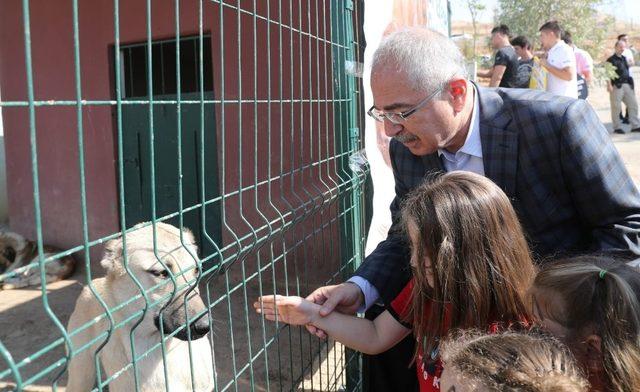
[450, 0, 640, 25]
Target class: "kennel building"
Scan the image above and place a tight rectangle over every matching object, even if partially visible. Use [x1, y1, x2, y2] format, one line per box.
[0, 0, 367, 390]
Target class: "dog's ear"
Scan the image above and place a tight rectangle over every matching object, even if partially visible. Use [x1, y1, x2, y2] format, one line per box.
[101, 238, 123, 274]
[2, 246, 16, 263]
[181, 227, 200, 254]
[181, 227, 196, 245]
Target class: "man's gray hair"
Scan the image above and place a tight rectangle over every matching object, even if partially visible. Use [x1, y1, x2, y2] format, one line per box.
[371, 28, 467, 93]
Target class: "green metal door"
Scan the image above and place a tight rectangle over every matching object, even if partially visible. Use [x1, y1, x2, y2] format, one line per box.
[121, 93, 221, 259]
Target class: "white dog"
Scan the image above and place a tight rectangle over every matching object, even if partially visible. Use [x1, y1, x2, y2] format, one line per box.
[66, 222, 214, 392]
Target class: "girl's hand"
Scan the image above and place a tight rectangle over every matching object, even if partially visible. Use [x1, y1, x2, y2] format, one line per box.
[254, 295, 319, 326]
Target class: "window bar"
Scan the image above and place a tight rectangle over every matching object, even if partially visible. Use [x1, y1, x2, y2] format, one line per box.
[127, 48, 134, 98]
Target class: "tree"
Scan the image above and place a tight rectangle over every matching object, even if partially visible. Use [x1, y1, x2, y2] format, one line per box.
[466, 0, 486, 58]
[496, 0, 615, 57]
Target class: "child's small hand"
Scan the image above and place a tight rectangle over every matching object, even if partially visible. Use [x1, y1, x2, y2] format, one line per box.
[254, 295, 319, 326]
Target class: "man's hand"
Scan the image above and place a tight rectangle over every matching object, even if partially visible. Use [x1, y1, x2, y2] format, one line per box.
[304, 282, 364, 338]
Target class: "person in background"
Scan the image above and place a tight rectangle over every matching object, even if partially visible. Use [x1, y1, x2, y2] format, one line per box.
[562, 31, 593, 100]
[618, 34, 635, 124]
[562, 31, 594, 83]
[476, 24, 519, 87]
[439, 329, 589, 392]
[538, 20, 578, 98]
[511, 35, 535, 88]
[530, 256, 640, 392]
[619, 34, 636, 67]
[606, 40, 640, 134]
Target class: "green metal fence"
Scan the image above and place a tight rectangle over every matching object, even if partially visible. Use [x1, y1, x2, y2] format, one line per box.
[0, 0, 367, 390]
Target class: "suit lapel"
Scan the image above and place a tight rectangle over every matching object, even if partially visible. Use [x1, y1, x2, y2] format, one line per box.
[477, 87, 518, 198]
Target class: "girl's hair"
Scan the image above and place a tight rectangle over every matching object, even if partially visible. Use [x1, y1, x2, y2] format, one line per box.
[531, 256, 640, 392]
[400, 171, 536, 360]
[440, 329, 589, 391]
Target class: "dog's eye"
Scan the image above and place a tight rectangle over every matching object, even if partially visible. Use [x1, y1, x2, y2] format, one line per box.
[149, 269, 169, 279]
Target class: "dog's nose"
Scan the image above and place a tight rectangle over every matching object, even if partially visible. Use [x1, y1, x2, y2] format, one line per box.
[190, 316, 210, 338]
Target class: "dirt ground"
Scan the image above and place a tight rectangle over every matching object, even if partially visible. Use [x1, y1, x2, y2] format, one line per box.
[2, 69, 640, 392]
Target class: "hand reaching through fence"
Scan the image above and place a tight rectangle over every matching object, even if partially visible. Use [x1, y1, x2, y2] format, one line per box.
[254, 295, 410, 355]
[303, 283, 364, 339]
[254, 295, 321, 326]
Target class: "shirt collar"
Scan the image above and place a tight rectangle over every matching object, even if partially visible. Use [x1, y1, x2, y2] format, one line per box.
[549, 40, 565, 52]
[438, 86, 482, 160]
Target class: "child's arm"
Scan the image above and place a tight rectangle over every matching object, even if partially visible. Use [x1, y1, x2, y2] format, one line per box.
[255, 295, 411, 355]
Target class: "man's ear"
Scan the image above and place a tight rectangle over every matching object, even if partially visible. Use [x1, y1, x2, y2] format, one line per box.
[448, 79, 468, 113]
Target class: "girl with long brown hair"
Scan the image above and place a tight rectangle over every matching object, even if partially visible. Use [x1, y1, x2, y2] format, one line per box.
[255, 171, 537, 391]
[531, 256, 640, 392]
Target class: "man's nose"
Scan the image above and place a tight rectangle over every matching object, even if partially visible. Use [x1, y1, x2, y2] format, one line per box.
[383, 119, 403, 138]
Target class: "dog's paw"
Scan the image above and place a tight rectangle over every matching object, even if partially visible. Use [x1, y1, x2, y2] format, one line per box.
[0, 282, 17, 290]
[0, 277, 25, 290]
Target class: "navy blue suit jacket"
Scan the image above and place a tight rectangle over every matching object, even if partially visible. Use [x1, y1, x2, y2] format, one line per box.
[355, 87, 640, 302]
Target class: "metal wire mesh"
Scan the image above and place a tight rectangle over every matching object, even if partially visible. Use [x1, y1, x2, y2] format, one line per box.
[0, 0, 367, 390]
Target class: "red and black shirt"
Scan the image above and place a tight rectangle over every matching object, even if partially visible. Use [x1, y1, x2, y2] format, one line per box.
[387, 279, 527, 392]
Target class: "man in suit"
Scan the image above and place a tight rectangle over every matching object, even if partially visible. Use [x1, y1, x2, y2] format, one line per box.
[305, 28, 640, 391]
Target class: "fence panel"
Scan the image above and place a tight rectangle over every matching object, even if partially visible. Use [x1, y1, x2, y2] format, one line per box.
[0, 0, 367, 390]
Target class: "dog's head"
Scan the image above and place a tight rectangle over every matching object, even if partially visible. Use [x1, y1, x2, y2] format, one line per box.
[0, 231, 25, 274]
[0, 248, 15, 274]
[101, 222, 210, 341]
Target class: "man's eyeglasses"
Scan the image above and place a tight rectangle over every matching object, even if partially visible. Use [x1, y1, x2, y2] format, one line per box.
[367, 87, 443, 125]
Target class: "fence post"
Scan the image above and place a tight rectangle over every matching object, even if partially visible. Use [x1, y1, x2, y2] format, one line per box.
[344, 0, 365, 390]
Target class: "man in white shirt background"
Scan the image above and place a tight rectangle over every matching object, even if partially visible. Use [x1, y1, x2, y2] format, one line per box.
[561, 31, 593, 99]
[538, 20, 578, 98]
